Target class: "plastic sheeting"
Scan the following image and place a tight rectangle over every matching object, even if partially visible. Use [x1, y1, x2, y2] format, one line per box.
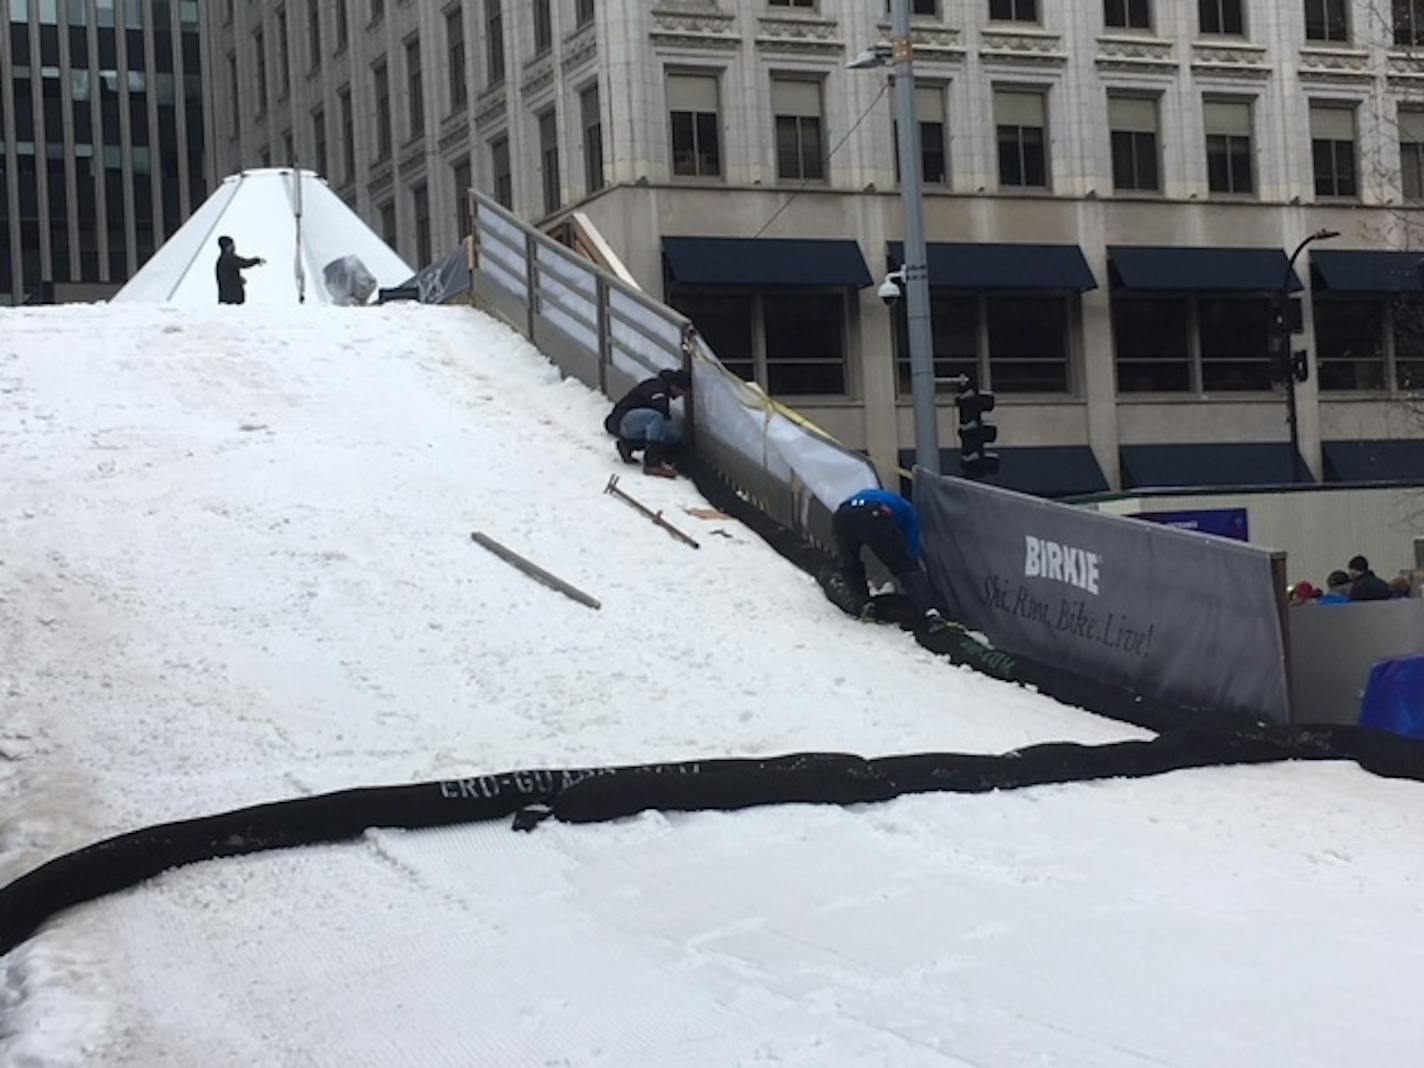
[691, 351, 880, 523]
[323, 255, 379, 306]
[1360, 656, 1424, 740]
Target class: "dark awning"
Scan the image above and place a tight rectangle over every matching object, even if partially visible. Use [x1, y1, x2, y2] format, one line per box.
[888, 242, 1097, 291]
[1312, 250, 1424, 294]
[900, 445, 1109, 498]
[1120, 443, 1313, 489]
[1109, 246, 1303, 293]
[663, 236, 872, 288]
[1323, 439, 1424, 483]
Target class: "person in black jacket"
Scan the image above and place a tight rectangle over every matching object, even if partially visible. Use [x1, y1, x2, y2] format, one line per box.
[1346, 555, 1391, 601]
[215, 235, 265, 305]
[604, 368, 689, 478]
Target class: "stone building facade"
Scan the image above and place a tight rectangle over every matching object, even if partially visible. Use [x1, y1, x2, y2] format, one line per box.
[205, 0, 1424, 491]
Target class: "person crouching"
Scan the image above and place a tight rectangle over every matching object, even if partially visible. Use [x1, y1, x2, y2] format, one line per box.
[604, 368, 690, 479]
[832, 488, 948, 632]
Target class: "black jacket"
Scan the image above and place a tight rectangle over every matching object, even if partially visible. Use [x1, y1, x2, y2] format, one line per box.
[1349, 570, 1391, 602]
[216, 248, 261, 304]
[605, 377, 674, 436]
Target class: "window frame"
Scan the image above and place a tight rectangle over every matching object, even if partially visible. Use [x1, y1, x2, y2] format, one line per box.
[1112, 293, 1278, 395]
[989, 0, 1039, 22]
[1104, 0, 1151, 31]
[1203, 97, 1255, 197]
[994, 87, 1050, 191]
[1107, 93, 1161, 194]
[405, 35, 424, 139]
[1304, 0, 1350, 43]
[447, 5, 467, 114]
[581, 83, 604, 195]
[670, 286, 852, 398]
[668, 71, 723, 180]
[771, 76, 826, 183]
[1199, 0, 1245, 36]
[1309, 103, 1358, 201]
[538, 106, 561, 215]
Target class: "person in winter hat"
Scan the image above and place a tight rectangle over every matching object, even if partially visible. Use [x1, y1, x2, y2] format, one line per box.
[215, 235, 266, 305]
[830, 488, 949, 633]
[1346, 555, 1391, 602]
[604, 368, 690, 479]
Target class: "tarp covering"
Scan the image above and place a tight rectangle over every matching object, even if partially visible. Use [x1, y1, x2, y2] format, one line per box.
[888, 241, 1097, 291]
[1360, 656, 1424, 740]
[405, 243, 474, 305]
[914, 469, 1290, 723]
[115, 168, 413, 306]
[1109, 245, 1303, 292]
[5, 725, 1423, 957]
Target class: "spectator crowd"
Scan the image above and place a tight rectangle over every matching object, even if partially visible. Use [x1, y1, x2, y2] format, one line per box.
[1290, 555, 1415, 606]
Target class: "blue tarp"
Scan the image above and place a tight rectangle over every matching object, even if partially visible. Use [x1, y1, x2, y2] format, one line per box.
[1360, 655, 1424, 740]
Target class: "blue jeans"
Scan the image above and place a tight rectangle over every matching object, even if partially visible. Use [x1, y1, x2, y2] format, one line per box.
[618, 409, 679, 445]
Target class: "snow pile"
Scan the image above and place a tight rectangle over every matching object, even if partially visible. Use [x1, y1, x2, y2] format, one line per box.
[2, 303, 1422, 1066]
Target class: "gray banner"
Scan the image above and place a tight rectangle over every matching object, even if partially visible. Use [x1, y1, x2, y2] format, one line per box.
[915, 471, 1289, 723]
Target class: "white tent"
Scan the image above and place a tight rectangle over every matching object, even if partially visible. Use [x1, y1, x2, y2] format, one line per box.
[115, 168, 414, 306]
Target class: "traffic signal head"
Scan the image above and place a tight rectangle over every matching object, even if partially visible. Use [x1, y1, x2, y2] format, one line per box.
[956, 387, 1000, 478]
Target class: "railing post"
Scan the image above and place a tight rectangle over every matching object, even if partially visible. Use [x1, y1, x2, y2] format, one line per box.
[524, 232, 538, 342]
[596, 275, 609, 395]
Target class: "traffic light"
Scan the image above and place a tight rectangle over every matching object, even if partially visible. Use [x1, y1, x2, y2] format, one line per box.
[956, 385, 999, 478]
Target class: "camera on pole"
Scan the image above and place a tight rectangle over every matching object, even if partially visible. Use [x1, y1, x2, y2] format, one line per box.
[954, 380, 999, 478]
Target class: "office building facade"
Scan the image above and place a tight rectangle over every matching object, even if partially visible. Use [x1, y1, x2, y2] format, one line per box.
[207, 0, 1424, 491]
[0, 0, 206, 304]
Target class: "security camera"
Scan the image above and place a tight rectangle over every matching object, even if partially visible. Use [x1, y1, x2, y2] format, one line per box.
[878, 269, 905, 306]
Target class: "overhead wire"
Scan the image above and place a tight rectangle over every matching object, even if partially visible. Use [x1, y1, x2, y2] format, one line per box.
[751, 76, 893, 240]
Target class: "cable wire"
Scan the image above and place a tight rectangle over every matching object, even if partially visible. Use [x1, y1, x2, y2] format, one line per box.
[751, 77, 892, 240]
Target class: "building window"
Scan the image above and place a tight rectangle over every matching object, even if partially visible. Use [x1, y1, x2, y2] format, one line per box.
[576, 0, 595, 27]
[370, 0, 383, 23]
[1204, 98, 1253, 195]
[539, 108, 560, 214]
[453, 156, 472, 237]
[491, 134, 512, 208]
[769, 0, 816, 8]
[308, 0, 322, 70]
[373, 59, 391, 160]
[1199, 0, 1244, 35]
[1310, 104, 1357, 199]
[1395, 0, 1424, 46]
[406, 37, 424, 138]
[413, 183, 431, 266]
[227, 52, 240, 129]
[312, 107, 326, 176]
[447, 6, 467, 113]
[1105, 0, 1150, 29]
[772, 77, 824, 181]
[276, 7, 290, 97]
[283, 129, 294, 166]
[335, 0, 349, 52]
[672, 290, 848, 396]
[581, 84, 604, 194]
[485, 0, 505, 87]
[884, 0, 939, 11]
[1114, 296, 1272, 392]
[893, 294, 1071, 394]
[1109, 95, 1159, 193]
[1305, 0, 1348, 42]
[379, 200, 396, 247]
[668, 72, 721, 178]
[895, 85, 948, 186]
[254, 27, 268, 115]
[1315, 298, 1385, 389]
[1394, 300, 1424, 388]
[339, 85, 355, 182]
[1401, 108, 1424, 200]
[1113, 297, 1191, 391]
[533, 0, 552, 53]
[989, 0, 1037, 21]
[995, 88, 1048, 189]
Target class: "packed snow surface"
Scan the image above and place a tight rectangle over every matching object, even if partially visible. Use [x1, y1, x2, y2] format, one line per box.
[2, 303, 1422, 1067]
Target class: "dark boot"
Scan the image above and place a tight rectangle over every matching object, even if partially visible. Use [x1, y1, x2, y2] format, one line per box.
[616, 438, 640, 464]
[642, 440, 678, 478]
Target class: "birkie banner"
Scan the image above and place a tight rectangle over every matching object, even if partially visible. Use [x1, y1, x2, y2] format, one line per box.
[914, 470, 1290, 723]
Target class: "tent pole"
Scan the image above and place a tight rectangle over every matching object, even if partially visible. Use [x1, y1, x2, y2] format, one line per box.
[293, 162, 306, 304]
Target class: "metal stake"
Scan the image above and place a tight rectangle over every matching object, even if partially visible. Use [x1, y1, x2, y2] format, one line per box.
[604, 475, 701, 549]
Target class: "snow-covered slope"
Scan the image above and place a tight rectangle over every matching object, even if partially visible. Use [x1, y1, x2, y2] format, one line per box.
[2, 304, 1422, 1067]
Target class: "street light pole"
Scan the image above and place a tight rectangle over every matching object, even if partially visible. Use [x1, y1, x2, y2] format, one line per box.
[890, 0, 939, 475]
[1280, 228, 1338, 482]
